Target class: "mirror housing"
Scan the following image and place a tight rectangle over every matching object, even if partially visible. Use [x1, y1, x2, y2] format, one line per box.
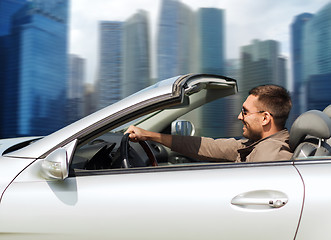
[171, 120, 195, 136]
[41, 148, 69, 180]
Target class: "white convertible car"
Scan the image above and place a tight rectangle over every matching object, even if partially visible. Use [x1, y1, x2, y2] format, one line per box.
[0, 74, 330, 240]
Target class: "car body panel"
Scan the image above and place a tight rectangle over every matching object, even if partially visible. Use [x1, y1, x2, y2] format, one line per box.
[0, 157, 35, 202]
[0, 137, 39, 155]
[294, 160, 331, 240]
[0, 137, 40, 200]
[0, 161, 303, 239]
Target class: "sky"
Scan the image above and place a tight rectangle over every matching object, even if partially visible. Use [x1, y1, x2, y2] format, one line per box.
[69, 0, 331, 84]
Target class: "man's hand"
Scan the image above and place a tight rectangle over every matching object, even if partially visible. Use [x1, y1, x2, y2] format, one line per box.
[125, 125, 149, 142]
[124, 125, 173, 148]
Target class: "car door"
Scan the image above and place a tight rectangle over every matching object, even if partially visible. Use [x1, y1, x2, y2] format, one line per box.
[0, 160, 303, 240]
[294, 159, 331, 240]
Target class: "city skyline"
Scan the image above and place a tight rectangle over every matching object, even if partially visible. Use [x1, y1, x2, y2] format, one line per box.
[70, 0, 330, 87]
[1, 0, 330, 138]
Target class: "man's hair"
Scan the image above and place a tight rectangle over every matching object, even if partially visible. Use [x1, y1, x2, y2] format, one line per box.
[249, 84, 292, 129]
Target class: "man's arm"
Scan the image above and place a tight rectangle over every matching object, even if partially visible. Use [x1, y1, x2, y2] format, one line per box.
[125, 125, 239, 162]
[125, 125, 172, 148]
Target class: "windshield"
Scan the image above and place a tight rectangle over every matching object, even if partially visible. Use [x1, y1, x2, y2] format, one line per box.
[111, 111, 162, 133]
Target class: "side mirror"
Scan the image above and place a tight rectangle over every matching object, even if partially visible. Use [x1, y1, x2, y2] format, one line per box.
[171, 120, 195, 136]
[41, 148, 69, 180]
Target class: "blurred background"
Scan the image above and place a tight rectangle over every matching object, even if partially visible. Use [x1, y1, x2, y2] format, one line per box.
[0, 0, 330, 139]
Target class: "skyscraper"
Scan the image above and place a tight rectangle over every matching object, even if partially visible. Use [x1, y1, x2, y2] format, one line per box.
[0, 0, 28, 137]
[83, 83, 96, 116]
[197, 8, 225, 75]
[240, 39, 285, 100]
[96, 21, 123, 110]
[277, 56, 287, 88]
[67, 54, 85, 124]
[289, 13, 314, 126]
[302, 3, 331, 111]
[1, 0, 69, 137]
[225, 59, 242, 137]
[291, 13, 314, 91]
[306, 73, 331, 110]
[122, 10, 151, 98]
[195, 8, 228, 137]
[157, 0, 194, 81]
[0, 0, 27, 36]
[302, 3, 331, 83]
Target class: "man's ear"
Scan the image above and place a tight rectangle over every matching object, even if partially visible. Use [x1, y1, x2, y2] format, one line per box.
[261, 112, 272, 126]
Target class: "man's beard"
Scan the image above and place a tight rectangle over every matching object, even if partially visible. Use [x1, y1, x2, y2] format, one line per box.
[242, 123, 262, 141]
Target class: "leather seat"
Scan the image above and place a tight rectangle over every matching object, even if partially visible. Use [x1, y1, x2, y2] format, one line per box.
[323, 104, 331, 118]
[289, 110, 331, 159]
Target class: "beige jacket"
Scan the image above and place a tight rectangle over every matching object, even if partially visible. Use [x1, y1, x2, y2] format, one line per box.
[171, 129, 293, 162]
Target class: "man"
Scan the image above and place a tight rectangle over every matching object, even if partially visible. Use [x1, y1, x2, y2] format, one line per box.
[125, 84, 293, 162]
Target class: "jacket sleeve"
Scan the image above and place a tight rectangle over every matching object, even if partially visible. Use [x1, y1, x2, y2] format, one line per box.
[171, 135, 241, 162]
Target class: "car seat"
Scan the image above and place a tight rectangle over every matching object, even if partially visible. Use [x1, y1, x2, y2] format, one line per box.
[323, 104, 331, 146]
[289, 109, 331, 159]
[323, 104, 331, 118]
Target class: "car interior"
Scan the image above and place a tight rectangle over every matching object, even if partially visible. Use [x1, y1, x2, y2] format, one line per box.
[70, 104, 331, 173]
[70, 105, 212, 172]
[70, 131, 171, 171]
[70, 123, 200, 172]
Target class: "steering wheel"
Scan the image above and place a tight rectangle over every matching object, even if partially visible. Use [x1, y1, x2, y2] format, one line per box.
[118, 133, 158, 168]
[85, 143, 116, 170]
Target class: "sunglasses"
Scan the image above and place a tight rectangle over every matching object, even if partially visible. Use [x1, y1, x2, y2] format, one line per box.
[241, 108, 273, 117]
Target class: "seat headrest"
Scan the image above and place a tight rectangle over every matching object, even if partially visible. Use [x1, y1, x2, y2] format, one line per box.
[323, 104, 331, 118]
[289, 110, 331, 151]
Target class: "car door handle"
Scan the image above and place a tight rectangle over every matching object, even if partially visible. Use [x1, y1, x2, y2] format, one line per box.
[231, 197, 288, 208]
[231, 190, 288, 209]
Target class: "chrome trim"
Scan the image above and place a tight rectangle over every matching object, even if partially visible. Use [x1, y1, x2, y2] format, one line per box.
[293, 158, 331, 165]
[72, 160, 295, 177]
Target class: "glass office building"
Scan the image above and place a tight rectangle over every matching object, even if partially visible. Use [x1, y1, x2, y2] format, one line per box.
[0, 0, 28, 137]
[195, 8, 228, 138]
[96, 21, 123, 110]
[157, 0, 194, 81]
[197, 8, 225, 75]
[306, 73, 331, 110]
[67, 54, 85, 124]
[291, 13, 314, 90]
[1, 0, 69, 137]
[302, 3, 331, 82]
[0, 0, 27, 36]
[289, 13, 314, 124]
[122, 10, 151, 98]
[240, 39, 288, 105]
[302, 3, 331, 111]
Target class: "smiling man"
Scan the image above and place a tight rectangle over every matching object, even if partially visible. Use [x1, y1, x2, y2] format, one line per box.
[126, 84, 293, 162]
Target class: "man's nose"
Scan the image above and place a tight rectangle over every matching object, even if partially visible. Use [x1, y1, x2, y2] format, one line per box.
[238, 111, 243, 120]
